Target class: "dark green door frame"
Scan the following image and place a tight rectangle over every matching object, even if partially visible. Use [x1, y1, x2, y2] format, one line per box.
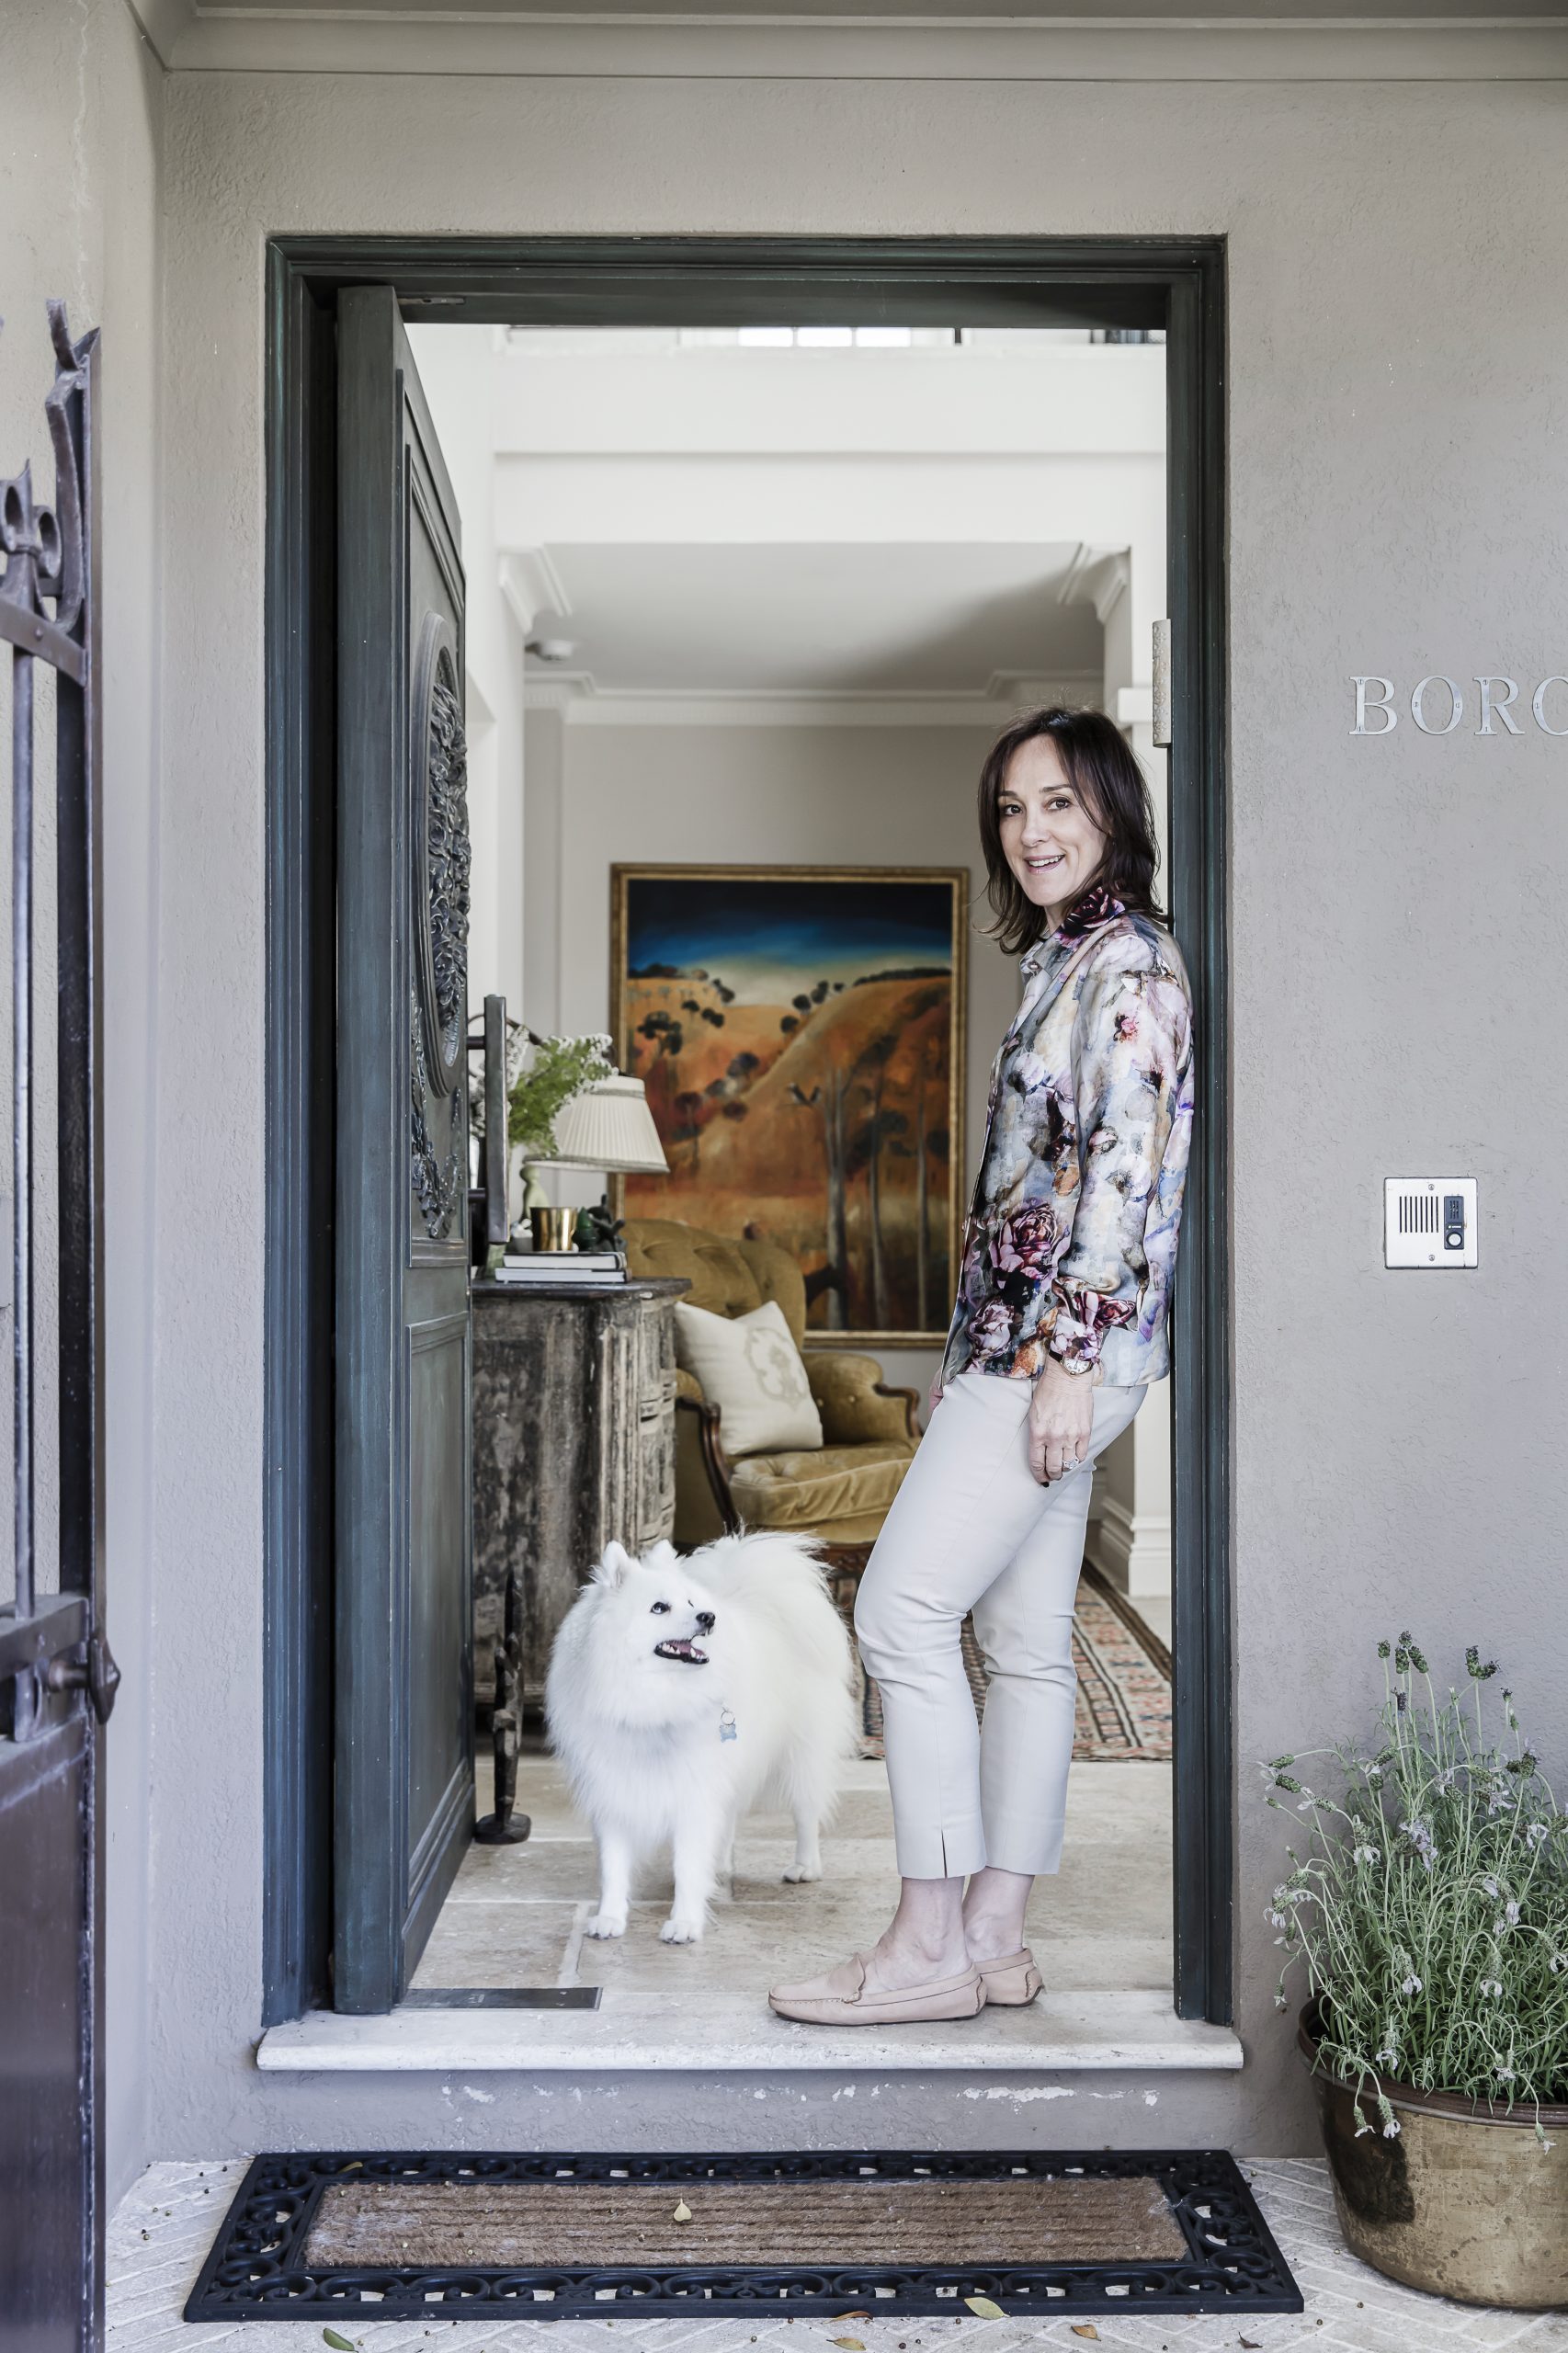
[263, 234, 1230, 2027]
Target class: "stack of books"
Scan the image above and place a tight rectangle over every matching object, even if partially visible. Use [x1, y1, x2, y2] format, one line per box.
[492, 1249, 626, 1288]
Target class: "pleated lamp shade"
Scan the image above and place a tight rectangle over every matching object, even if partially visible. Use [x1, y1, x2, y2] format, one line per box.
[542, 1074, 669, 1176]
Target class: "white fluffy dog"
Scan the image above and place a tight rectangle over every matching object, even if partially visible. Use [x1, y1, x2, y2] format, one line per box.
[545, 1531, 857, 1944]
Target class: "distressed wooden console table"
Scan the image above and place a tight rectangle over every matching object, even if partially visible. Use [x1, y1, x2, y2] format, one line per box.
[471, 1276, 687, 1709]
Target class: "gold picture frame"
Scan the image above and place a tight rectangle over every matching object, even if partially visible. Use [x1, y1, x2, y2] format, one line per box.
[610, 863, 968, 1349]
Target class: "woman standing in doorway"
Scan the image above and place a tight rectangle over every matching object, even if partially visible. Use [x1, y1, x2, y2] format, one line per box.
[769, 707, 1194, 2026]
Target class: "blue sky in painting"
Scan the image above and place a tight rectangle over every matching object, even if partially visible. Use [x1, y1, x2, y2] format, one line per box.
[626, 876, 954, 1003]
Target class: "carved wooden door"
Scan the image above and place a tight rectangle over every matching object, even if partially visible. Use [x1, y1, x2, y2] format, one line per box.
[334, 288, 473, 2012]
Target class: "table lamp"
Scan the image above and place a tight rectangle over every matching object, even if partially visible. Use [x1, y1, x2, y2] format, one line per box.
[524, 1073, 668, 1248]
[542, 1073, 669, 1180]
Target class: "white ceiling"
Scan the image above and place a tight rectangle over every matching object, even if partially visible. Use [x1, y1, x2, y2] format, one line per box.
[520, 542, 1104, 697]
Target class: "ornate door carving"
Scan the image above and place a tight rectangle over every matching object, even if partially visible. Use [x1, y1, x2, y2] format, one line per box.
[409, 614, 471, 1242]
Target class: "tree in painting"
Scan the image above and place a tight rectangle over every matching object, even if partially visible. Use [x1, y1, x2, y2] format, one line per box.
[618, 872, 961, 1337]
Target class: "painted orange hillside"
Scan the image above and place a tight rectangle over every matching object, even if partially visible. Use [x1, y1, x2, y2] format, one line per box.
[623, 972, 792, 1102]
[626, 972, 955, 1335]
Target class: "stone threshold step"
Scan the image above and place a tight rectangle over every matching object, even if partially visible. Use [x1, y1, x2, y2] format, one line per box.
[258, 1986, 1243, 2075]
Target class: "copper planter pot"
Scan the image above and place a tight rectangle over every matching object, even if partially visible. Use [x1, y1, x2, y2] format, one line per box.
[1298, 2004, 1568, 2310]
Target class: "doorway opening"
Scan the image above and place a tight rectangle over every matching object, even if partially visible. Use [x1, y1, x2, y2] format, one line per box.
[414, 315, 1177, 2040]
[261, 242, 1228, 2049]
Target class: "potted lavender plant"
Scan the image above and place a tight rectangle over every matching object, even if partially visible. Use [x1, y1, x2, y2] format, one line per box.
[1263, 1635, 1568, 2308]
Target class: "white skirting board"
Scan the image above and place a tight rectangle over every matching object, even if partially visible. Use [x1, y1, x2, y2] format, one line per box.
[1089, 1495, 1173, 1599]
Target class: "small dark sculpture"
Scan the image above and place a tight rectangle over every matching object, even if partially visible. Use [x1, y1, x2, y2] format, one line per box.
[474, 1569, 531, 1846]
[574, 1195, 624, 1255]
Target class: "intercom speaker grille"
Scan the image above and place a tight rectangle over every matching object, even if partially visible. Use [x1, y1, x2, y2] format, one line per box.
[1383, 1177, 1478, 1269]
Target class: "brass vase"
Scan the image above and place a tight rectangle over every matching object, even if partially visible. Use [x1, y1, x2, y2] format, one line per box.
[528, 1204, 575, 1253]
[1299, 2003, 1568, 2309]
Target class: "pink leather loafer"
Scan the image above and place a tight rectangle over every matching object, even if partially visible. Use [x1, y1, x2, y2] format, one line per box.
[973, 1946, 1042, 2006]
[768, 1951, 986, 2026]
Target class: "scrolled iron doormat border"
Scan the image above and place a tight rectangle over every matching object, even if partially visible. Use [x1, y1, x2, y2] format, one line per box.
[184, 2145, 1302, 2320]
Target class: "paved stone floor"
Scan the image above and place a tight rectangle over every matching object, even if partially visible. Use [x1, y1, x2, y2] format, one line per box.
[415, 1755, 1175, 2002]
[108, 2155, 1567, 2350]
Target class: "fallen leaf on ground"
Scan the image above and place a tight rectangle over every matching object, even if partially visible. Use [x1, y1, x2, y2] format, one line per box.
[322, 2332, 358, 2352]
[672, 2200, 692, 2222]
[829, 2338, 866, 2349]
[833, 2316, 870, 2325]
[1240, 2340, 1262, 2349]
[964, 2297, 1005, 2319]
[1070, 2330, 1099, 2343]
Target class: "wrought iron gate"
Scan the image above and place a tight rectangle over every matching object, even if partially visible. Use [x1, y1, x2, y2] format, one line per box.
[0, 303, 114, 2350]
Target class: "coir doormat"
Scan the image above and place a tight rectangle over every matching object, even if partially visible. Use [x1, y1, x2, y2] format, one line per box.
[184, 2147, 1301, 2321]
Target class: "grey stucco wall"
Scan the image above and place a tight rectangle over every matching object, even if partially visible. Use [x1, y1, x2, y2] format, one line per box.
[134, 64, 1568, 2158]
[1, 0, 164, 2206]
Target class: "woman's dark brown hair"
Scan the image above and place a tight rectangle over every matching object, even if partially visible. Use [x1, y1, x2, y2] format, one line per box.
[977, 705, 1165, 954]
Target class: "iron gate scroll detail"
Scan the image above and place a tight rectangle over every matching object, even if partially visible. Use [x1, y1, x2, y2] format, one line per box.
[409, 612, 470, 1240]
[0, 299, 114, 1721]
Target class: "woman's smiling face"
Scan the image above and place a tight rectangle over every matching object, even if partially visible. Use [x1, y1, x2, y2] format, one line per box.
[996, 735, 1108, 926]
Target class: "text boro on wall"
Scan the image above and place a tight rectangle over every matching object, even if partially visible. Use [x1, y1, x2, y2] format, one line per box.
[1351, 675, 1568, 735]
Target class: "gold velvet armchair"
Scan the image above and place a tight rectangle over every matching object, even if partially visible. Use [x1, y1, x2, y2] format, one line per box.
[621, 1218, 920, 1570]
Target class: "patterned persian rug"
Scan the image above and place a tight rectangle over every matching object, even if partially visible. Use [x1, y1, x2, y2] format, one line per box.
[848, 1563, 1172, 1764]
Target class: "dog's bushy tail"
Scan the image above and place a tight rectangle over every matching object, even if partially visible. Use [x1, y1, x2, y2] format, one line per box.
[699, 1531, 845, 1660]
[699, 1531, 859, 1806]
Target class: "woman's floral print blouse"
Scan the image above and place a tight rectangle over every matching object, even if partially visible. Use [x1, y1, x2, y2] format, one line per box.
[940, 886, 1194, 1392]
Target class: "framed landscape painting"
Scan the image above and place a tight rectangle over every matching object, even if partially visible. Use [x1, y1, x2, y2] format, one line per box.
[611, 865, 967, 1347]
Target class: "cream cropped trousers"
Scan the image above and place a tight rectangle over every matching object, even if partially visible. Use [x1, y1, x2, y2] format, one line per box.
[853, 1370, 1144, 1881]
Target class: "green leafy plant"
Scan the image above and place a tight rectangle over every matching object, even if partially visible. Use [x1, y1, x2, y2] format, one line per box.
[507, 1031, 613, 1160]
[1262, 1635, 1568, 2143]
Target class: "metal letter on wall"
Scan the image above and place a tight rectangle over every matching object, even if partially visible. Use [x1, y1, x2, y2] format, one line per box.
[409, 611, 471, 1241]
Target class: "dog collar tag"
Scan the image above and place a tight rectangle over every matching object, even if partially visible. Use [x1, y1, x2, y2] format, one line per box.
[719, 1708, 737, 1743]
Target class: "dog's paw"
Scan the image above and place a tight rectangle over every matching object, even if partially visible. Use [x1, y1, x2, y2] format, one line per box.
[659, 1915, 704, 1944]
[585, 1912, 628, 1939]
[782, 1862, 823, 1883]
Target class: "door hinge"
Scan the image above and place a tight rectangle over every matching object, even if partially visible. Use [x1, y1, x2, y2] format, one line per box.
[1153, 619, 1173, 747]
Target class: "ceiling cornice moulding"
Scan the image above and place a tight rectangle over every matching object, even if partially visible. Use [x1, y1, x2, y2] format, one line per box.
[163, 13, 1568, 78]
[499, 548, 574, 640]
[525, 676, 1104, 724]
[1058, 543, 1130, 626]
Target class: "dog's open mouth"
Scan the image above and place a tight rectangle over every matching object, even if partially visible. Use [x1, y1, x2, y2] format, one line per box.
[653, 1638, 709, 1665]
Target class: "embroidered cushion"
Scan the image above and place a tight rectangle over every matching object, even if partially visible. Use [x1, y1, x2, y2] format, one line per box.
[673, 1298, 824, 1457]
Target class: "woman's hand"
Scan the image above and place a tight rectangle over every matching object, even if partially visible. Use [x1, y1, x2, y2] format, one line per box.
[1028, 1358, 1095, 1484]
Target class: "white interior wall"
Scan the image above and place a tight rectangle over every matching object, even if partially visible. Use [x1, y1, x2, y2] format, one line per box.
[499, 459, 1165, 567]
[494, 336, 1164, 459]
